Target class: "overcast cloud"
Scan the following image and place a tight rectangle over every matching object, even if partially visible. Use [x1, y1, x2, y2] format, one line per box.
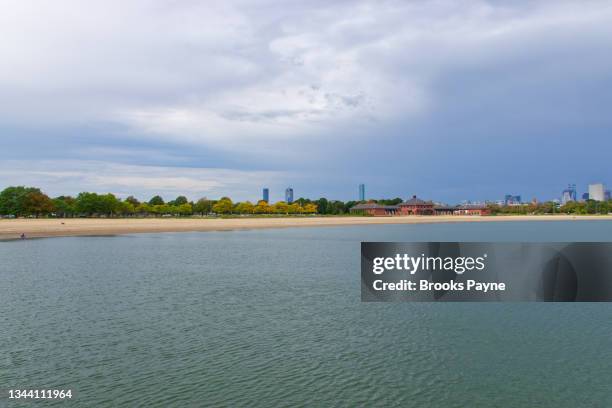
[1, 0, 611, 202]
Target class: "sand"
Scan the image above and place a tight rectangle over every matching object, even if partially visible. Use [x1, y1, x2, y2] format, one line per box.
[1, 215, 611, 240]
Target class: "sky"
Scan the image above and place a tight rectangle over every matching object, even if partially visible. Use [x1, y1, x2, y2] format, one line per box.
[1, 0, 611, 203]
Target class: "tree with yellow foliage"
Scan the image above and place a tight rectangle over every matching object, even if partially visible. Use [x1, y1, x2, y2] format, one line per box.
[273, 201, 289, 214]
[234, 201, 254, 214]
[253, 200, 272, 214]
[287, 203, 302, 214]
[303, 203, 317, 214]
[212, 197, 233, 214]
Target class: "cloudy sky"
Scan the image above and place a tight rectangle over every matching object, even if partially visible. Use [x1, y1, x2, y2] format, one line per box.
[1, 0, 611, 203]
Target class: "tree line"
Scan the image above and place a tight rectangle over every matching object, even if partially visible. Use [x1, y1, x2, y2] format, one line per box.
[0, 186, 409, 218]
[0, 186, 324, 217]
[2, 185, 609, 217]
[487, 200, 611, 215]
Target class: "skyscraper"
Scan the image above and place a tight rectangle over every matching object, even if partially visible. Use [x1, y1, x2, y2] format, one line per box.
[588, 183, 605, 201]
[285, 187, 294, 203]
[504, 194, 521, 206]
[262, 188, 269, 203]
[359, 183, 365, 201]
[561, 184, 576, 205]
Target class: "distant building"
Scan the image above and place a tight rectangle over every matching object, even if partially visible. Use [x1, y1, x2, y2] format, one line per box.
[359, 184, 365, 201]
[350, 203, 398, 216]
[435, 204, 490, 216]
[561, 184, 576, 205]
[450, 204, 491, 216]
[285, 187, 294, 203]
[588, 183, 605, 201]
[504, 194, 521, 206]
[262, 188, 269, 203]
[582, 192, 589, 201]
[398, 195, 434, 215]
[606, 190, 611, 201]
[350, 201, 490, 217]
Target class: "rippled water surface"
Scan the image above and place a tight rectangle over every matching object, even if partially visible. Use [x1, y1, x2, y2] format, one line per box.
[2, 221, 612, 407]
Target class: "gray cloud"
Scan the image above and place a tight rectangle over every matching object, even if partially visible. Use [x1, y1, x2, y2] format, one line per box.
[0, 160, 287, 202]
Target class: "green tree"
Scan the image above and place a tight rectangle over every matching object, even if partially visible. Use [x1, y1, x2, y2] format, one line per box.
[118, 200, 135, 216]
[295, 197, 312, 207]
[75, 192, 102, 215]
[158, 204, 174, 215]
[315, 198, 329, 214]
[150, 204, 163, 216]
[327, 200, 346, 215]
[168, 195, 188, 206]
[148, 195, 164, 206]
[585, 199, 598, 214]
[74, 192, 120, 216]
[53, 196, 77, 217]
[125, 196, 140, 206]
[136, 203, 152, 215]
[100, 193, 120, 216]
[378, 197, 403, 206]
[176, 203, 193, 216]
[0, 186, 47, 216]
[193, 198, 213, 215]
[561, 201, 577, 214]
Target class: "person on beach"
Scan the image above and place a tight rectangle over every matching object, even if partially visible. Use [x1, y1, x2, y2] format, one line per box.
[20, 233, 26, 239]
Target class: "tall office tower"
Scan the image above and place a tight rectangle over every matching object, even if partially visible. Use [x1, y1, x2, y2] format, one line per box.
[262, 188, 269, 203]
[605, 190, 611, 200]
[359, 184, 365, 201]
[582, 192, 590, 201]
[588, 183, 605, 201]
[561, 191, 572, 205]
[504, 194, 521, 206]
[285, 187, 294, 203]
[561, 184, 577, 205]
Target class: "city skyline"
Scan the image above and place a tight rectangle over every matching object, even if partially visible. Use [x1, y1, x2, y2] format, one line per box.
[1, 1, 612, 202]
[4, 180, 608, 206]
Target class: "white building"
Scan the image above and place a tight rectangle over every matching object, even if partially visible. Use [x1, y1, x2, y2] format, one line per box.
[561, 184, 576, 205]
[588, 183, 605, 201]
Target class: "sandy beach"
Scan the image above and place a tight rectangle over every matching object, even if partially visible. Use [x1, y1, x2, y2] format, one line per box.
[1, 215, 611, 240]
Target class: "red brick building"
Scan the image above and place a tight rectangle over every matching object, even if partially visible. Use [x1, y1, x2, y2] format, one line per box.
[398, 195, 434, 215]
[433, 206, 456, 215]
[350, 197, 491, 217]
[350, 203, 398, 216]
[453, 204, 491, 216]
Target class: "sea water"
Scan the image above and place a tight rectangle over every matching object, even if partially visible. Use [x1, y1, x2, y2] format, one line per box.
[2, 221, 612, 407]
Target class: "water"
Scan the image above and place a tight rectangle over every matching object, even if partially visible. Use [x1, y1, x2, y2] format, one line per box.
[2, 221, 612, 407]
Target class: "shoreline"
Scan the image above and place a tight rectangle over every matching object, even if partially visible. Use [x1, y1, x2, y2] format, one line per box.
[2, 215, 612, 240]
